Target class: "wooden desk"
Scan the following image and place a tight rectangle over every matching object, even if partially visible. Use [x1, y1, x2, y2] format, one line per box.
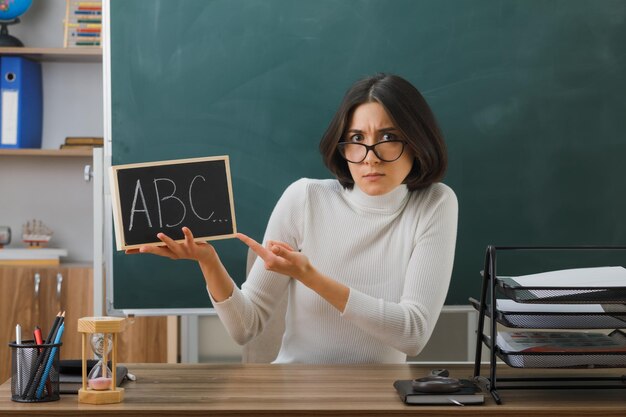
[1, 363, 625, 416]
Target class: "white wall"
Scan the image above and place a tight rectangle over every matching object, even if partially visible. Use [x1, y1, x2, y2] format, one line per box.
[198, 315, 242, 363]
[0, 157, 94, 261]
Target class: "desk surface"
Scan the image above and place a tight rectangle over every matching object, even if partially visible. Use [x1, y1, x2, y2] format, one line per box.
[1, 363, 625, 416]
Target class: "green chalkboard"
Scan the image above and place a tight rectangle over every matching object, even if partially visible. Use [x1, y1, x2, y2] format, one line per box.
[109, 0, 626, 310]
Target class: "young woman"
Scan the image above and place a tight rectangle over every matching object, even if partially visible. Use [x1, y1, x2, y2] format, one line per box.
[132, 73, 458, 363]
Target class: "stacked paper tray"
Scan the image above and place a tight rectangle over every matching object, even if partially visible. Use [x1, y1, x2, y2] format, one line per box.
[497, 281, 626, 303]
[494, 330, 626, 368]
[496, 266, 626, 304]
[470, 298, 626, 329]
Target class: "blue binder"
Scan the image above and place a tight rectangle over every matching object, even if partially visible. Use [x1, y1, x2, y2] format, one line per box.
[0, 56, 43, 149]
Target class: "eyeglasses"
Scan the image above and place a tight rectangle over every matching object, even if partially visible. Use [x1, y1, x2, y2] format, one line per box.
[337, 140, 407, 163]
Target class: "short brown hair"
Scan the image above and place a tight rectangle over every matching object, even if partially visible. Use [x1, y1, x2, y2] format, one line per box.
[319, 73, 447, 191]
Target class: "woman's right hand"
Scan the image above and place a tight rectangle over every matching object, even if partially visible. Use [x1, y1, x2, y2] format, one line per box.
[125, 226, 217, 264]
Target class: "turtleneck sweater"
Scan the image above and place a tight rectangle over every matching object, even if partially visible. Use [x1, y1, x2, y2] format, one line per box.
[210, 178, 458, 363]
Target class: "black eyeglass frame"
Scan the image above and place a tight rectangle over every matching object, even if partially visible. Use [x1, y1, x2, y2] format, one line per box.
[336, 140, 407, 163]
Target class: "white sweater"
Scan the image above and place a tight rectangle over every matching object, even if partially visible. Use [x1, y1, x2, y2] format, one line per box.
[211, 178, 458, 363]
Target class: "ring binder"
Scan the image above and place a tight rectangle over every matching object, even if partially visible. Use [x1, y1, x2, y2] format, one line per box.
[0, 56, 43, 149]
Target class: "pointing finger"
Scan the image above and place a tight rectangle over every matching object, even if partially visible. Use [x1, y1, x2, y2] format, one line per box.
[237, 233, 273, 262]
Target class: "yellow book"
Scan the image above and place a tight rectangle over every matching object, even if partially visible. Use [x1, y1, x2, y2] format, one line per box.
[64, 137, 104, 145]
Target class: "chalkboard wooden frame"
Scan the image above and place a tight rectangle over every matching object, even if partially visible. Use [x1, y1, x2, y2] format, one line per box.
[110, 155, 237, 250]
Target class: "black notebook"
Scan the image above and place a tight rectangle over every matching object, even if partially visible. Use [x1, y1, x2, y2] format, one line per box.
[58, 360, 129, 394]
[393, 379, 484, 405]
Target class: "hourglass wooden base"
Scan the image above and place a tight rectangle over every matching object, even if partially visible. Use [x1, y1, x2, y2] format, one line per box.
[77, 317, 128, 405]
[78, 387, 124, 404]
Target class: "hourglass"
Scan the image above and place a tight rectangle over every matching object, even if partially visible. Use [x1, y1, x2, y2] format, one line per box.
[77, 317, 127, 404]
[87, 333, 113, 390]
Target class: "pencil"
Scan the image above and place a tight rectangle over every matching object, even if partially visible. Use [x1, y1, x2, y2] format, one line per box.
[36, 323, 65, 399]
[45, 312, 62, 344]
[21, 312, 62, 399]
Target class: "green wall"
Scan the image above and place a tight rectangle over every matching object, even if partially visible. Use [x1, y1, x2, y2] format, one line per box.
[110, 0, 626, 310]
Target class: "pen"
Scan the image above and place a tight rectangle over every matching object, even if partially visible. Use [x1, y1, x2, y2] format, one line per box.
[33, 326, 44, 350]
[15, 324, 22, 396]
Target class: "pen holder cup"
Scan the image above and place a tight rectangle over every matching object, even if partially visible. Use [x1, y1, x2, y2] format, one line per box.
[9, 340, 62, 402]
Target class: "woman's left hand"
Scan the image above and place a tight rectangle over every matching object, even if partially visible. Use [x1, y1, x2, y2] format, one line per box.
[236, 233, 313, 281]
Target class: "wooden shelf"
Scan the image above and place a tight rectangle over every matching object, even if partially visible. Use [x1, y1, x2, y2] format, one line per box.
[0, 47, 102, 63]
[0, 148, 93, 157]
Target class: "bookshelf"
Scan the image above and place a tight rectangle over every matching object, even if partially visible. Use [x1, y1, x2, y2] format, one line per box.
[0, 41, 101, 262]
[0, 47, 101, 157]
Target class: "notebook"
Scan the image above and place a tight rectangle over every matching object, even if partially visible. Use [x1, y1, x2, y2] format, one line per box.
[58, 359, 129, 394]
[393, 379, 484, 405]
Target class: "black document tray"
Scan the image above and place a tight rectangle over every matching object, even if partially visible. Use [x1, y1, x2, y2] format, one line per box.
[496, 277, 626, 304]
[494, 330, 626, 369]
[469, 297, 626, 329]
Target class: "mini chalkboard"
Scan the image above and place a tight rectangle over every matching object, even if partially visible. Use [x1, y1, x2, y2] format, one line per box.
[110, 156, 236, 250]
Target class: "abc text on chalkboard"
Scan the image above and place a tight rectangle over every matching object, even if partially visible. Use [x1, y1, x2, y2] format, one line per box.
[110, 156, 237, 250]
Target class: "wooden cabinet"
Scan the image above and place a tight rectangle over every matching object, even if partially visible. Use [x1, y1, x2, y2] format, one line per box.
[0, 264, 93, 383]
[0, 266, 38, 384]
[58, 267, 94, 359]
[0, 264, 170, 383]
[118, 317, 170, 363]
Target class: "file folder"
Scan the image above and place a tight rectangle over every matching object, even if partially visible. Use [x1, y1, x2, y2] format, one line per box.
[0, 56, 43, 148]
